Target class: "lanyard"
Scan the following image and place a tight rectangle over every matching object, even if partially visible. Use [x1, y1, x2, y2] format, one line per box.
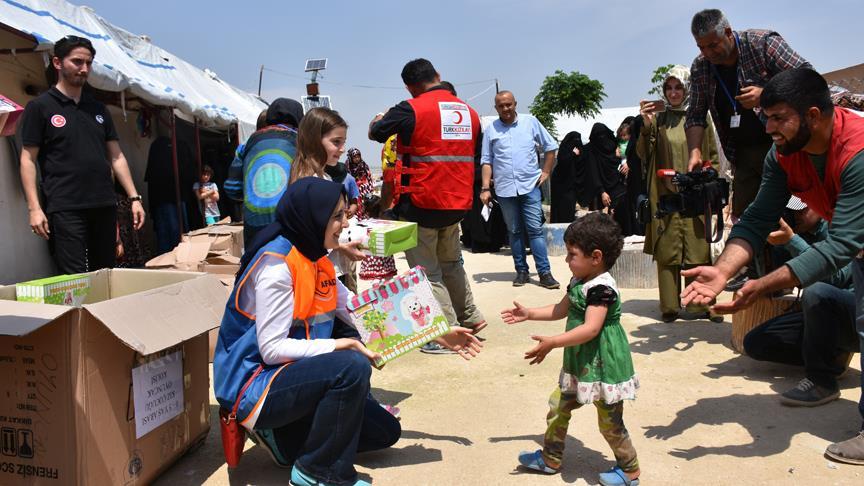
[709, 32, 741, 115]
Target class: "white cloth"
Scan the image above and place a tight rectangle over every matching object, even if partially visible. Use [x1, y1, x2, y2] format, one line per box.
[254, 258, 353, 365]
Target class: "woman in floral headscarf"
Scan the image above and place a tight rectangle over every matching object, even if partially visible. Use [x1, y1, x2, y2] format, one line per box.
[636, 64, 722, 323]
[347, 147, 398, 280]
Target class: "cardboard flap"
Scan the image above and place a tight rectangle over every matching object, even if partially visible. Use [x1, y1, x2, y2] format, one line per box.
[205, 254, 240, 265]
[145, 240, 212, 268]
[187, 223, 243, 236]
[0, 300, 76, 336]
[83, 274, 226, 354]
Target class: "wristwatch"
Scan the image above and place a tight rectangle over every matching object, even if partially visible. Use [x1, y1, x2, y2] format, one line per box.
[480, 188, 491, 193]
[129, 195, 143, 202]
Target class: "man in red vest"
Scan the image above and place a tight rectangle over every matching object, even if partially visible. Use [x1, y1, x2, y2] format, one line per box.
[369, 59, 487, 353]
[681, 68, 864, 465]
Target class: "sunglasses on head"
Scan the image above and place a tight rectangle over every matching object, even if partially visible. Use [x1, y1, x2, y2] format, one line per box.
[56, 34, 93, 48]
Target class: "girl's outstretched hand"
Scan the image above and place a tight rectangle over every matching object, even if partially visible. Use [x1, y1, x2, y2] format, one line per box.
[501, 301, 529, 324]
[435, 326, 483, 360]
[525, 335, 556, 365]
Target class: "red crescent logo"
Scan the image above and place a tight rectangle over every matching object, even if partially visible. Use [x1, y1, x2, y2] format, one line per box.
[453, 111, 463, 124]
[51, 115, 66, 128]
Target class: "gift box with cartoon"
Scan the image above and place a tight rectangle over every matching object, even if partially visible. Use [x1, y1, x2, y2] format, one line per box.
[348, 266, 449, 366]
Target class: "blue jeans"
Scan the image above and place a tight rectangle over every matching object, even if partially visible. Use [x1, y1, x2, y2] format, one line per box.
[497, 186, 551, 274]
[852, 259, 864, 428]
[744, 282, 858, 389]
[254, 351, 401, 484]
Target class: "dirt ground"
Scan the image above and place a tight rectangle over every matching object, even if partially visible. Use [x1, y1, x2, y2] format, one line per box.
[155, 250, 863, 485]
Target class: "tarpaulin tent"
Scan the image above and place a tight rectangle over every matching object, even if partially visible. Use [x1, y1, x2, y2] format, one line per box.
[0, 0, 266, 140]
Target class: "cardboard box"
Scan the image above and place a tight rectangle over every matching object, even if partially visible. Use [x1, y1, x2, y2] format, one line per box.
[185, 223, 244, 259]
[145, 222, 244, 272]
[0, 269, 226, 485]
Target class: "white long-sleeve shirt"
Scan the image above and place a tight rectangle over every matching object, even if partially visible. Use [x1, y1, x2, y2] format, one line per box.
[254, 258, 354, 365]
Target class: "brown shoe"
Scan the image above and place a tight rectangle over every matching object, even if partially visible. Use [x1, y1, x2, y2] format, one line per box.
[826, 431, 864, 465]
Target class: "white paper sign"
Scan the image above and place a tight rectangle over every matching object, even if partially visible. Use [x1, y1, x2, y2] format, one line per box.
[131, 351, 184, 439]
[439, 102, 472, 140]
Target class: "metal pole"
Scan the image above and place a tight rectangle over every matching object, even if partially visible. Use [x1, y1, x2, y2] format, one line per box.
[169, 111, 184, 238]
[194, 117, 202, 177]
[258, 65, 264, 96]
[495, 78, 499, 93]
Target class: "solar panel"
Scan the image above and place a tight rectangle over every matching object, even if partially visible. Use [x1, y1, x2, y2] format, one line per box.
[304, 58, 328, 72]
[301, 95, 332, 112]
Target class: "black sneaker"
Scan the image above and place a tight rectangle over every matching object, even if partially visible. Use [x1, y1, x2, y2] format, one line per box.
[513, 272, 530, 287]
[538, 273, 560, 289]
[420, 341, 456, 354]
[780, 378, 840, 407]
[724, 273, 749, 292]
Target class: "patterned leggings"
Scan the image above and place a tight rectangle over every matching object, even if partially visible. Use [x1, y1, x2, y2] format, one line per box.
[541, 388, 639, 473]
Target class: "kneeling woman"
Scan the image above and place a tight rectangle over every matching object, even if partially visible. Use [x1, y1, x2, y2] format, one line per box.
[214, 177, 480, 485]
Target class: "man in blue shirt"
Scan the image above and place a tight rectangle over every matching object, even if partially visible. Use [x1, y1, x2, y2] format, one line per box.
[480, 91, 560, 288]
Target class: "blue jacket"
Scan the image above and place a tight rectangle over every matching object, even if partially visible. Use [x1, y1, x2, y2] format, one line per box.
[213, 236, 337, 428]
[224, 126, 298, 232]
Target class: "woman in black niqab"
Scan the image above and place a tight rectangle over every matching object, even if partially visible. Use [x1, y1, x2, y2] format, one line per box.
[550, 131, 585, 223]
[583, 123, 625, 211]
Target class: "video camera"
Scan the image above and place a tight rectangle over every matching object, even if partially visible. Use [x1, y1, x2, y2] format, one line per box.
[655, 162, 729, 243]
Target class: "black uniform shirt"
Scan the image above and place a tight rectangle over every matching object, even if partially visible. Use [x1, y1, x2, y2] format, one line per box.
[19, 87, 119, 213]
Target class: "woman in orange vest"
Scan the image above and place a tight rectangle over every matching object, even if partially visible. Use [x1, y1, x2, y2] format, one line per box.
[214, 177, 482, 485]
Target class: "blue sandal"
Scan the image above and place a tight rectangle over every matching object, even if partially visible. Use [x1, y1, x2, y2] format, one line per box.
[517, 450, 558, 474]
[598, 466, 639, 486]
[290, 466, 371, 486]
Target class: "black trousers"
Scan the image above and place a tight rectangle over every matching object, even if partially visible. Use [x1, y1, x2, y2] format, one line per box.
[743, 282, 858, 389]
[48, 206, 117, 274]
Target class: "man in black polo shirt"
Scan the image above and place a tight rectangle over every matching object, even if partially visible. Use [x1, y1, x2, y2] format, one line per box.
[19, 35, 145, 274]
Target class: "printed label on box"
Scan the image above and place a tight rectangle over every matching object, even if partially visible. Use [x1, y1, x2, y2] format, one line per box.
[131, 351, 184, 439]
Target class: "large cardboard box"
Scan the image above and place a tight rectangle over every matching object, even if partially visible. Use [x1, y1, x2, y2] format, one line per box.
[0, 269, 226, 485]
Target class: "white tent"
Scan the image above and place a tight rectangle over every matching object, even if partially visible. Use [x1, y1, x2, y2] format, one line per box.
[553, 106, 640, 141]
[0, 0, 266, 140]
[481, 107, 640, 142]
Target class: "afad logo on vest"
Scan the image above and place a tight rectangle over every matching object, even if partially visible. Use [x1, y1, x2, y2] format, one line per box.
[315, 268, 337, 301]
[51, 115, 66, 128]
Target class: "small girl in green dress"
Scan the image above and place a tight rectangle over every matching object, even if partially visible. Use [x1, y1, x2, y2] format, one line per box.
[501, 212, 640, 486]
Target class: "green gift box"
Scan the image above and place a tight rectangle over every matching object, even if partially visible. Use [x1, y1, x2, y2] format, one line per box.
[341, 219, 418, 257]
[16, 274, 91, 306]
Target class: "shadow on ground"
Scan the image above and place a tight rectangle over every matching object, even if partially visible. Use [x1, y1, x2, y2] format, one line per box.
[701, 354, 862, 393]
[628, 319, 732, 355]
[643, 393, 861, 460]
[472, 271, 517, 284]
[489, 433, 617, 483]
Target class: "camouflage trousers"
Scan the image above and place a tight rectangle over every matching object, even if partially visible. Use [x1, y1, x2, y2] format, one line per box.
[541, 387, 639, 473]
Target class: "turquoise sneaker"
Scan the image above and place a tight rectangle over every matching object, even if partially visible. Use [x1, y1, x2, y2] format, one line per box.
[289, 466, 371, 486]
[247, 428, 291, 468]
[517, 449, 558, 474]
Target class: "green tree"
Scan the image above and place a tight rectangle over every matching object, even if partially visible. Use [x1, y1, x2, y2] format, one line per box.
[530, 70, 606, 139]
[361, 310, 388, 336]
[648, 64, 676, 97]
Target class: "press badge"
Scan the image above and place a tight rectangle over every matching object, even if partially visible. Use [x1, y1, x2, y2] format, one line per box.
[730, 114, 741, 128]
